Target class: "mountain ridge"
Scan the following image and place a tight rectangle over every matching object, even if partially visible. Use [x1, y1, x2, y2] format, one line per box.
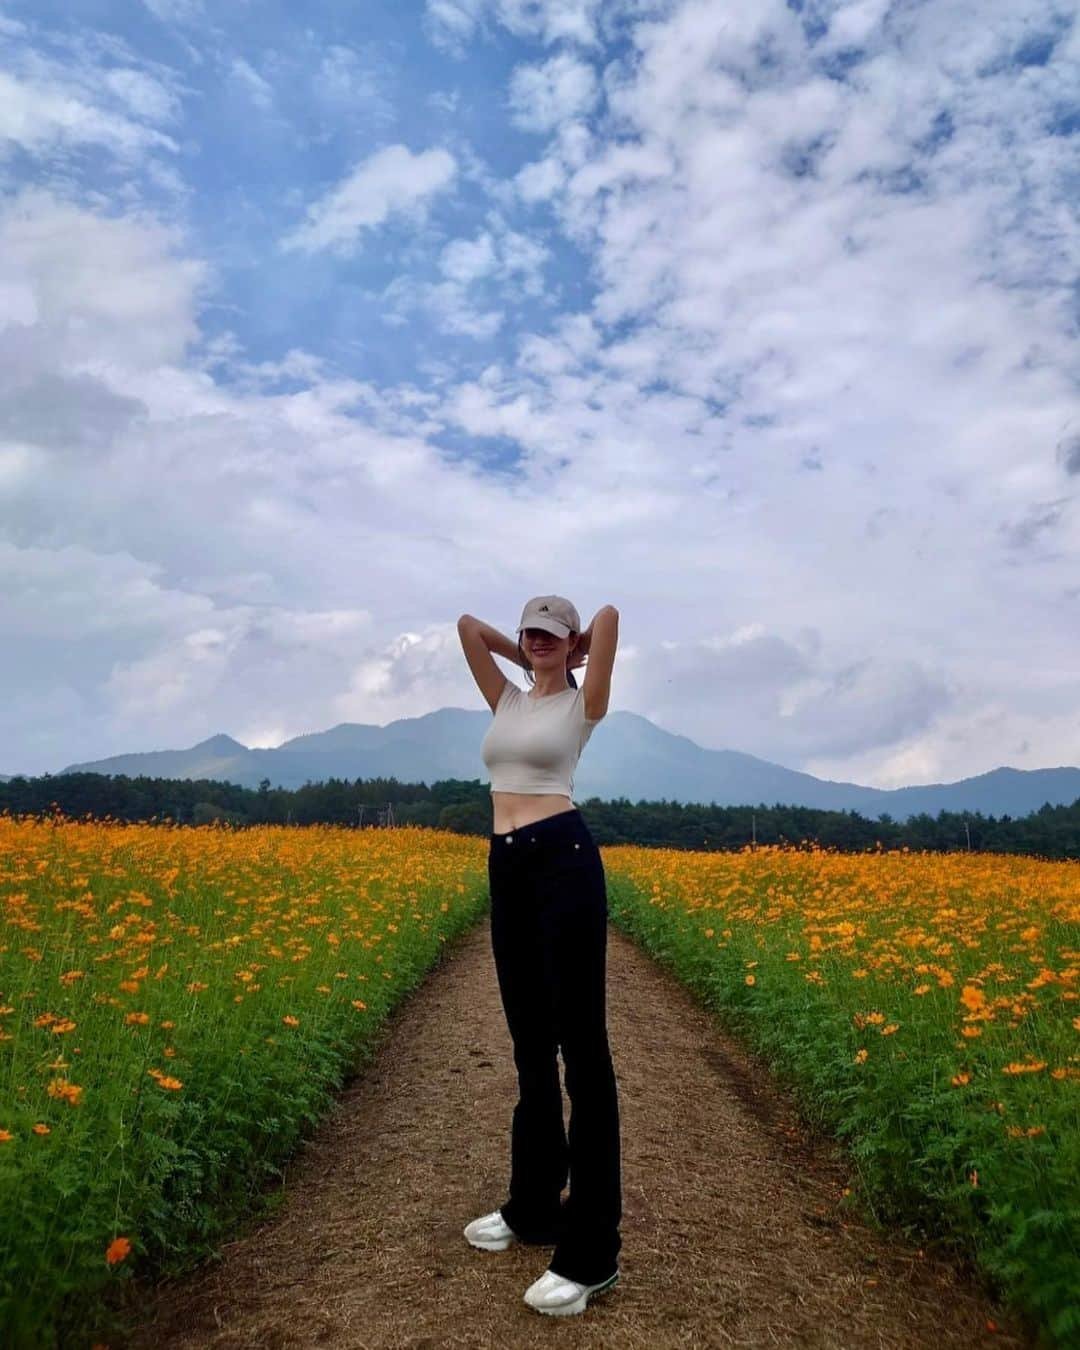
[27, 706, 1079, 823]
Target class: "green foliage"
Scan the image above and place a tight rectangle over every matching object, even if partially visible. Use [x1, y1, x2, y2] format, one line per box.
[0, 832, 490, 1349]
[606, 871, 1080, 1348]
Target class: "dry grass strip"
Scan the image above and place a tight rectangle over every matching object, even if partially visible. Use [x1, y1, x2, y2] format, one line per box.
[121, 917, 1032, 1349]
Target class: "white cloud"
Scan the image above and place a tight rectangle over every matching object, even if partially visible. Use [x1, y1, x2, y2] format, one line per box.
[427, 0, 1080, 782]
[0, 69, 178, 159]
[440, 223, 549, 291]
[230, 57, 273, 111]
[497, 228, 549, 295]
[3, 0, 1079, 793]
[440, 231, 498, 284]
[382, 273, 504, 340]
[0, 188, 204, 370]
[104, 67, 180, 123]
[425, 0, 608, 51]
[508, 52, 598, 132]
[0, 191, 564, 772]
[818, 0, 893, 52]
[515, 155, 566, 202]
[424, 0, 484, 51]
[426, 283, 504, 338]
[382, 221, 550, 337]
[281, 144, 458, 255]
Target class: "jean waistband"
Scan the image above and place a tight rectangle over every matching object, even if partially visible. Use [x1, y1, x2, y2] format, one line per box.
[489, 806, 592, 853]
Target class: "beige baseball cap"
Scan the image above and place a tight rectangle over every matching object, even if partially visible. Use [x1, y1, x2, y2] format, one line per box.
[517, 595, 581, 638]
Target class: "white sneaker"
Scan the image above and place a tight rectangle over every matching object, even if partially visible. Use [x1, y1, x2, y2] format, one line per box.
[463, 1209, 516, 1251]
[523, 1268, 619, 1316]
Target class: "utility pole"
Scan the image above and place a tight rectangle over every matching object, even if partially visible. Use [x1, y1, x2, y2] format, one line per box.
[751, 811, 756, 848]
[964, 819, 971, 852]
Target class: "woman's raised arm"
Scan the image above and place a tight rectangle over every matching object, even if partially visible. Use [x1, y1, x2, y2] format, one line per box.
[457, 614, 523, 667]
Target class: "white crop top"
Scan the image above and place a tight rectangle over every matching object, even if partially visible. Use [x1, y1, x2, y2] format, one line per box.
[480, 679, 602, 799]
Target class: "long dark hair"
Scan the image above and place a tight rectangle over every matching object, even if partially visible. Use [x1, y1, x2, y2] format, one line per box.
[517, 632, 579, 689]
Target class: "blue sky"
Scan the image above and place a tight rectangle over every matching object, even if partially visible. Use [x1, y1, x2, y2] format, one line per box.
[1, 0, 1078, 787]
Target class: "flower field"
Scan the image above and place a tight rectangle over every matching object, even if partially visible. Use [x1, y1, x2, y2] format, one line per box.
[0, 813, 490, 1348]
[3, 814, 1079, 1346]
[603, 840, 1080, 1346]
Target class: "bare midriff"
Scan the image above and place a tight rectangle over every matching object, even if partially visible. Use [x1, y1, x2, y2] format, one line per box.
[491, 791, 577, 835]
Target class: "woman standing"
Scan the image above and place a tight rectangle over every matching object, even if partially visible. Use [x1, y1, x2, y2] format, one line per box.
[456, 597, 622, 1318]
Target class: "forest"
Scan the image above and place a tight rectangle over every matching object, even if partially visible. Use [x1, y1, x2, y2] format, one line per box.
[2, 771, 1079, 859]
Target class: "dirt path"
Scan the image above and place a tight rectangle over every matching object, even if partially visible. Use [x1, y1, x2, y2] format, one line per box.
[122, 917, 1032, 1349]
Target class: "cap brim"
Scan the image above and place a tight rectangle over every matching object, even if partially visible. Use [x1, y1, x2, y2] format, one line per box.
[517, 617, 571, 638]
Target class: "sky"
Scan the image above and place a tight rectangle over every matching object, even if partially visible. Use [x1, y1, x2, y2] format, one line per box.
[0, 0, 1077, 788]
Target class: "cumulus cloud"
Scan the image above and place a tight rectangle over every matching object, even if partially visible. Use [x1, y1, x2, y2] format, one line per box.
[0, 191, 561, 771]
[440, 231, 498, 284]
[508, 52, 598, 131]
[2, 0, 1078, 791]
[280, 144, 457, 254]
[379, 220, 550, 337]
[0, 189, 204, 369]
[430, 0, 1080, 781]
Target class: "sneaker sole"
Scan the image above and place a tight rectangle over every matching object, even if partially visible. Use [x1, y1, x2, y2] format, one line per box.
[464, 1231, 514, 1251]
[529, 1270, 620, 1317]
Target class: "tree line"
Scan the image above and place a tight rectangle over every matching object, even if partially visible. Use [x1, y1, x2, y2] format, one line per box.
[2, 770, 1079, 860]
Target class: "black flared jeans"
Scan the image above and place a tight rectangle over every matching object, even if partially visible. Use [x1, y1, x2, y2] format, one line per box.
[487, 806, 622, 1285]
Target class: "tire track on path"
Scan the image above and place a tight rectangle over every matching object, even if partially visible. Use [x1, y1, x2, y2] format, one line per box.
[124, 916, 1031, 1349]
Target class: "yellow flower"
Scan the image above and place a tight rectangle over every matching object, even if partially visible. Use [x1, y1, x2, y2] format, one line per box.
[46, 1078, 83, 1106]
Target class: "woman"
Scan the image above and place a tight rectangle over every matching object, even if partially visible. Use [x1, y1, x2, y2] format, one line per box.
[456, 596, 622, 1318]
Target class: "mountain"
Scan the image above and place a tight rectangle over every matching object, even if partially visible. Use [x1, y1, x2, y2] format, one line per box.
[53, 708, 1080, 822]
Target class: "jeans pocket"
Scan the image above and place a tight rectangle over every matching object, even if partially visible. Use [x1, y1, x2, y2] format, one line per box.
[543, 834, 598, 865]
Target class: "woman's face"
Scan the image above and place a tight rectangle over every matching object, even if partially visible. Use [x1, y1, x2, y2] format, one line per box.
[522, 626, 575, 667]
